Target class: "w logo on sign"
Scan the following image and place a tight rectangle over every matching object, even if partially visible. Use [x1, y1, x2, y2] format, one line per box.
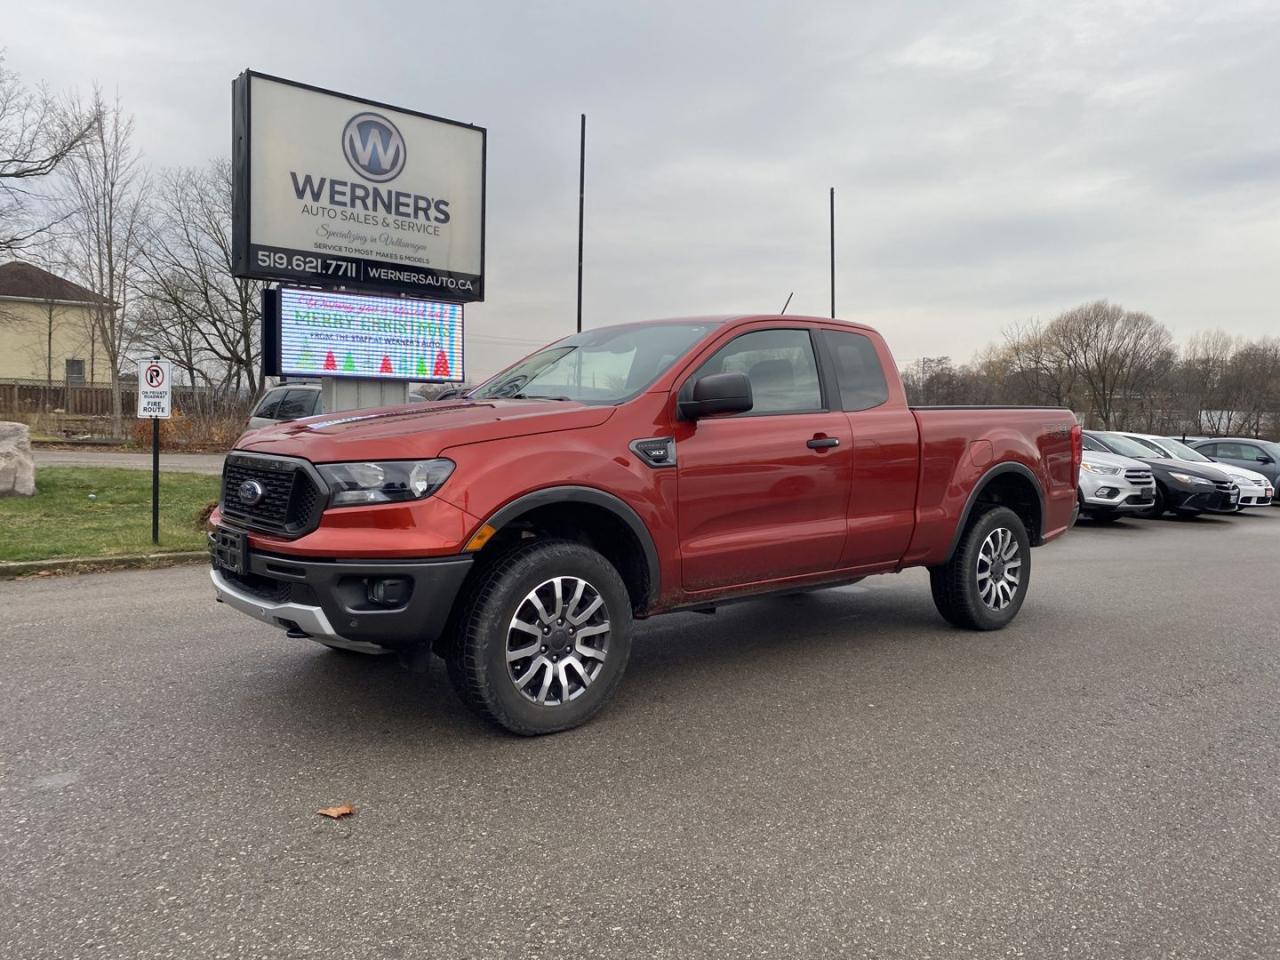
[341, 112, 406, 183]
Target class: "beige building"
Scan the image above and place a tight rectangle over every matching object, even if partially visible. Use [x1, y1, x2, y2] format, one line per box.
[0, 261, 103, 383]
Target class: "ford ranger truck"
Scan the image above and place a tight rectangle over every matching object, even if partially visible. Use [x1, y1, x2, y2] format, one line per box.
[210, 315, 1080, 734]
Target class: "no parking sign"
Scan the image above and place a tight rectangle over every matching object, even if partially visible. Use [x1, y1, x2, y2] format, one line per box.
[137, 359, 172, 419]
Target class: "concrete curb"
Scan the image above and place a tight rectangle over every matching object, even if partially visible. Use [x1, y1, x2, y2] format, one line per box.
[0, 551, 207, 579]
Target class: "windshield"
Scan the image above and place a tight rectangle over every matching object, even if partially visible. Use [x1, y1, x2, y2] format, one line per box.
[1098, 434, 1161, 459]
[470, 322, 716, 405]
[1158, 437, 1212, 462]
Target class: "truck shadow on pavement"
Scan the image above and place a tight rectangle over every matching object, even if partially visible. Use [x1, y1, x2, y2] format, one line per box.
[245, 584, 973, 741]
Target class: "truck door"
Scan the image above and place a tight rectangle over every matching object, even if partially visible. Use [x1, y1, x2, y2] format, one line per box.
[675, 327, 853, 592]
[819, 329, 920, 568]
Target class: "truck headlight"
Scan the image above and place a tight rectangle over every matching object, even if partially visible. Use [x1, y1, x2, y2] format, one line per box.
[1080, 463, 1123, 475]
[1169, 472, 1212, 486]
[318, 459, 455, 506]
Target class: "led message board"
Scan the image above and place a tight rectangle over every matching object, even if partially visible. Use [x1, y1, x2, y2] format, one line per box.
[266, 287, 464, 383]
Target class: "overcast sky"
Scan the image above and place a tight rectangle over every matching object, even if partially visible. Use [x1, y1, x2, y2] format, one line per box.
[6, 0, 1279, 377]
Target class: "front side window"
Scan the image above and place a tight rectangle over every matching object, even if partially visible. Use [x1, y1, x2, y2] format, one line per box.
[471, 321, 715, 405]
[823, 330, 889, 411]
[690, 328, 822, 415]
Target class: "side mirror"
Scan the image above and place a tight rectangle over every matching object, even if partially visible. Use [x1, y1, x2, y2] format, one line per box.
[1257, 456, 1274, 465]
[679, 372, 753, 419]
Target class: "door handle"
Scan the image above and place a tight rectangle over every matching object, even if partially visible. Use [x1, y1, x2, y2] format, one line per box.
[807, 436, 840, 449]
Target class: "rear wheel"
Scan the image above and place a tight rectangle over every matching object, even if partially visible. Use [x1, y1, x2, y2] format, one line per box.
[929, 506, 1030, 631]
[445, 539, 633, 735]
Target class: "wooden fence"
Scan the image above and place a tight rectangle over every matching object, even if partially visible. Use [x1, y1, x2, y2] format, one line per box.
[0, 379, 250, 415]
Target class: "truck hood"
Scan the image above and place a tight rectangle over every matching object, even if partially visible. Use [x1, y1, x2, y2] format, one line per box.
[234, 398, 615, 462]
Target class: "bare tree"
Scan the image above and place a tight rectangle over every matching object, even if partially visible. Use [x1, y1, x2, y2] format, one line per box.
[1048, 301, 1174, 428]
[56, 89, 147, 437]
[0, 54, 97, 255]
[999, 319, 1079, 409]
[139, 159, 262, 394]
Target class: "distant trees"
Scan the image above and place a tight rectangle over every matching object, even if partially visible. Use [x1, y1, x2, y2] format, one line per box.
[901, 301, 1280, 437]
[0, 54, 97, 256]
[138, 159, 262, 398]
[56, 90, 147, 437]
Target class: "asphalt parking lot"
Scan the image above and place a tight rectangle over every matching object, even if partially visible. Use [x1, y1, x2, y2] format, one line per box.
[2, 510, 1278, 959]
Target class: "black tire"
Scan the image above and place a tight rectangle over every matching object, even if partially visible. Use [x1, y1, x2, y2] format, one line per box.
[929, 506, 1031, 631]
[445, 539, 633, 735]
[1137, 486, 1165, 519]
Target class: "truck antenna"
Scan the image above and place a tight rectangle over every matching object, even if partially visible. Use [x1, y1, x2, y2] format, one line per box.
[780, 291, 794, 315]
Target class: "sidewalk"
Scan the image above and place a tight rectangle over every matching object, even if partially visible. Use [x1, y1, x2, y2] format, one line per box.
[34, 450, 226, 476]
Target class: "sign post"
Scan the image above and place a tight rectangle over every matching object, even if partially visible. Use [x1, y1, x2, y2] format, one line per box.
[137, 358, 172, 545]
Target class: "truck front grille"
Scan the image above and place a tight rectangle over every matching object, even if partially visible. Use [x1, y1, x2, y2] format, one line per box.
[220, 453, 326, 537]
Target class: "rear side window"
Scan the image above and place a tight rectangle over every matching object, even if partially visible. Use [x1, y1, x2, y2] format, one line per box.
[1196, 442, 1220, 457]
[824, 330, 889, 411]
[252, 389, 286, 420]
[276, 389, 318, 421]
[1214, 442, 1247, 459]
[693, 329, 823, 414]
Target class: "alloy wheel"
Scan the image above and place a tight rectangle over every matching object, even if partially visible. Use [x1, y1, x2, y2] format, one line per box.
[506, 576, 611, 706]
[976, 527, 1022, 611]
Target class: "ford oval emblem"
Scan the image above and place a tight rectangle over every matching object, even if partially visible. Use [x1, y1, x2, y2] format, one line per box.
[237, 479, 266, 506]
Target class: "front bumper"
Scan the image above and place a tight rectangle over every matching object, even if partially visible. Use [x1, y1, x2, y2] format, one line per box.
[1236, 486, 1274, 508]
[1167, 486, 1238, 514]
[211, 547, 473, 651]
[1079, 478, 1156, 513]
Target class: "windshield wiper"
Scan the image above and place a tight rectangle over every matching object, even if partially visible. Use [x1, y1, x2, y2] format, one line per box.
[512, 393, 573, 401]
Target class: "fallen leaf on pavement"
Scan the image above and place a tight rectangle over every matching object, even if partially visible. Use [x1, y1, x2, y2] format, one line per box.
[317, 803, 356, 819]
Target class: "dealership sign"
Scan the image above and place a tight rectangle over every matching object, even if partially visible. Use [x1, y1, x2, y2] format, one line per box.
[232, 71, 485, 300]
[263, 287, 464, 383]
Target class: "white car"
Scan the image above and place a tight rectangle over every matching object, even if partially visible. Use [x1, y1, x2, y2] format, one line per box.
[1077, 446, 1157, 523]
[1121, 433, 1274, 509]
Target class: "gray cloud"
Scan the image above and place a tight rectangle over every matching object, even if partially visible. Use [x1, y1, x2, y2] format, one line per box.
[6, 0, 1278, 375]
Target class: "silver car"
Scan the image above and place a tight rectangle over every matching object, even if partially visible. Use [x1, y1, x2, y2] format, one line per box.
[1077, 444, 1157, 523]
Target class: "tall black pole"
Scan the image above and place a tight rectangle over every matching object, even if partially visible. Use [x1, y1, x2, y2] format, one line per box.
[829, 187, 836, 319]
[576, 113, 586, 333]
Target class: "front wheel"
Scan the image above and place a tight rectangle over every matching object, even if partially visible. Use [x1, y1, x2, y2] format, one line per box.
[929, 506, 1031, 631]
[445, 539, 633, 735]
[1136, 487, 1165, 519]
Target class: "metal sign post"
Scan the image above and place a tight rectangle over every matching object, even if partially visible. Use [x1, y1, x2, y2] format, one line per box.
[137, 357, 172, 545]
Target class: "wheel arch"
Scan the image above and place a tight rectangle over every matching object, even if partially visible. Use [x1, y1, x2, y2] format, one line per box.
[471, 486, 661, 614]
[945, 462, 1046, 562]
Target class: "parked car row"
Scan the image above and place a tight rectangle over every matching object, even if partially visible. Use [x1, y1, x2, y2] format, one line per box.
[1077, 430, 1277, 523]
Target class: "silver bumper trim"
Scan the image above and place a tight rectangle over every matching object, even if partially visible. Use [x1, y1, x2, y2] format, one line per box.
[210, 568, 388, 654]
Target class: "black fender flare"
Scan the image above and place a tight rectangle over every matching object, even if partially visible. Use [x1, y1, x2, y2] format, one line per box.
[945, 462, 1046, 561]
[478, 486, 661, 608]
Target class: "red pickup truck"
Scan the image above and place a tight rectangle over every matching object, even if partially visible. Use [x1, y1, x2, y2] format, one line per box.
[211, 315, 1079, 734]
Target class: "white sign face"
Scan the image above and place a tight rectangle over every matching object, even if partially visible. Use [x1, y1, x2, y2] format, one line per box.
[233, 72, 485, 301]
[136, 359, 172, 419]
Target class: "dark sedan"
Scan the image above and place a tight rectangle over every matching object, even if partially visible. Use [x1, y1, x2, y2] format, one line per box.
[1085, 432, 1239, 517]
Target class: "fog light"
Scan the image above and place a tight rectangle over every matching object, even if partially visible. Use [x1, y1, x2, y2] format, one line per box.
[368, 577, 411, 607]
[1097, 487, 1118, 498]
